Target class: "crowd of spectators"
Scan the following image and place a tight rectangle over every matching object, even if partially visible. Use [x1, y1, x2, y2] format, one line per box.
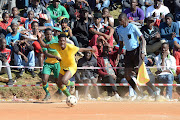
[0, 0, 180, 100]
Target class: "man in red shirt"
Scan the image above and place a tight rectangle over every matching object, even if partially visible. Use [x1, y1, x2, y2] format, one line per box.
[0, 38, 14, 85]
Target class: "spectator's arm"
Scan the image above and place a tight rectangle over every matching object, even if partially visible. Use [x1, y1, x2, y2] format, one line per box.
[68, 6, 77, 19]
[37, 32, 50, 48]
[13, 43, 20, 55]
[68, 26, 73, 37]
[160, 24, 172, 40]
[61, 6, 70, 19]
[47, 7, 59, 20]
[79, 48, 96, 52]
[97, 59, 108, 76]
[89, 28, 107, 36]
[106, 26, 114, 38]
[174, 40, 180, 49]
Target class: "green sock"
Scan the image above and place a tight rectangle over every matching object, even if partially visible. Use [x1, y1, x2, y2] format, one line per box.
[67, 80, 74, 86]
[60, 85, 71, 97]
[58, 88, 62, 94]
[43, 83, 50, 95]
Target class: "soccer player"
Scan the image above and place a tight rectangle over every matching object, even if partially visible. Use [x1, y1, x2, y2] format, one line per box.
[41, 28, 61, 101]
[37, 33, 96, 97]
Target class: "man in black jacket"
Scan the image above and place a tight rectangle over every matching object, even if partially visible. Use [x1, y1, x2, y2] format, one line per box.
[13, 36, 36, 77]
[72, 7, 93, 47]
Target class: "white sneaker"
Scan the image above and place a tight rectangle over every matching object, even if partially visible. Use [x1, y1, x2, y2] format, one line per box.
[69, 86, 75, 94]
[114, 93, 123, 100]
[130, 95, 137, 101]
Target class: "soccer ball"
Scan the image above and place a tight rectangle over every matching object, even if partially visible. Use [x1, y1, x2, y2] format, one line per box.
[66, 95, 77, 107]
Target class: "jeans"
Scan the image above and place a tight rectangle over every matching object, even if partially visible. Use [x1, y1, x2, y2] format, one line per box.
[14, 51, 35, 70]
[0, 60, 12, 80]
[158, 74, 174, 99]
[96, 0, 110, 11]
[70, 36, 79, 47]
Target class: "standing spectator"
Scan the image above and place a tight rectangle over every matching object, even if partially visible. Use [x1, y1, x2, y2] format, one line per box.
[155, 43, 176, 99]
[77, 47, 100, 99]
[27, 0, 50, 19]
[96, 0, 110, 11]
[146, 0, 170, 26]
[89, 13, 114, 47]
[68, 0, 91, 29]
[141, 16, 165, 55]
[0, 38, 14, 85]
[159, 13, 179, 50]
[124, 0, 144, 28]
[73, 7, 93, 47]
[24, 11, 38, 30]
[13, 36, 36, 77]
[116, 13, 160, 99]
[47, 0, 69, 24]
[5, 22, 21, 50]
[0, 13, 11, 31]
[97, 45, 121, 99]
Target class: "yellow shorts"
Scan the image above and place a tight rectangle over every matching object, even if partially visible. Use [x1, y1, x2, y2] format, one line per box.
[60, 66, 77, 77]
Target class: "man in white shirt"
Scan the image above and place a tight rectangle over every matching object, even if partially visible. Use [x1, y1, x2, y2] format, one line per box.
[155, 42, 176, 99]
[146, 0, 170, 21]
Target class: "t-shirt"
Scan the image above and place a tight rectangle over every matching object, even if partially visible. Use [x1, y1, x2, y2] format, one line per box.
[124, 7, 144, 21]
[89, 23, 109, 32]
[49, 43, 79, 68]
[146, 5, 170, 19]
[0, 48, 11, 63]
[24, 19, 38, 30]
[5, 32, 21, 48]
[0, 21, 11, 31]
[103, 57, 115, 75]
[116, 23, 142, 51]
[43, 37, 61, 64]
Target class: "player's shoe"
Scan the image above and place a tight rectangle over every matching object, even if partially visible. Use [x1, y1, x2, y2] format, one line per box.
[19, 69, 25, 77]
[42, 94, 51, 101]
[7, 79, 14, 85]
[154, 87, 161, 101]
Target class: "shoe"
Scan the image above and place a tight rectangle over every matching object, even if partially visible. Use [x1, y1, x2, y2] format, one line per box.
[97, 97, 101, 100]
[0, 76, 9, 82]
[19, 69, 25, 77]
[6, 79, 14, 85]
[129, 95, 137, 101]
[114, 93, 123, 100]
[29, 70, 36, 78]
[69, 86, 75, 94]
[42, 94, 51, 101]
[155, 87, 161, 101]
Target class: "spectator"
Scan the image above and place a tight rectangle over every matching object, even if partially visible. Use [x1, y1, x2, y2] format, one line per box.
[146, 0, 170, 26]
[77, 47, 100, 99]
[141, 16, 165, 55]
[116, 13, 160, 99]
[40, 0, 50, 8]
[139, 0, 154, 17]
[11, 16, 27, 34]
[97, 45, 121, 99]
[96, 0, 110, 11]
[27, 0, 50, 19]
[155, 42, 176, 99]
[60, 18, 79, 47]
[13, 36, 35, 77]
[68, 0, 91, 29]
[73, 7, 93, 47]
[174, 0, 180, 23]
[60, 0, 75, 6]
[159, 13, 179, 50]
[0, 12, 11, 31]
[47, 0, 69, 24]
[0, 38, 14, 85]
[39, 14, 52, 27]
[89, 13, 114, 47]
[5, 22, 21, 50]
[124, 0, 144, 28]
[24, 11, 38, 30]
[92, 36, 104, 58]
[121, 0, 131, 12]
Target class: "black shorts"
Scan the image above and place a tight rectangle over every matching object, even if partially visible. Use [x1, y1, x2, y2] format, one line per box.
[125, 47, 139, 68]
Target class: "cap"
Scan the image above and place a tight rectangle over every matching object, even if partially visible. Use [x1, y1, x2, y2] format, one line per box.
[147, 16, 155, 21]
[53, 27, 62, 32]
[94, 13, 102, 18]
[81, 7, 89, 12]
[165, 13, 174, 21]
[39, 14, 48, 21]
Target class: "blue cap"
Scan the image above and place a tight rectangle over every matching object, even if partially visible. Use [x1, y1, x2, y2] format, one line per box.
[53, 27, 62, 32]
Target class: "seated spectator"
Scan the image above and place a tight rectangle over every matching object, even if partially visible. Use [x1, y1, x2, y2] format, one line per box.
[68, 0, 91, 29]
[39, 14, 52, 28]
[141, 16, 165, 55]
[73, 7, 93, 47]
[60, 18, 79, 47]
[27, 0, 50, 19]
[160, 13, 179, 50]
[97, 45, 121, 99]
[13, 36, 35, 77]
[0, 12, 11, 31]
[47, 0, 69, 24]
[124, 0, 144, 28]
[0, 38, 14, 85]
[96, 0, 110, 11]
[0, 27, 7, 38]
[92, 36, 104, 58]
[77, 47, 100, 99]
[11, 16, 27, 34]
[5, 22, 21, 50]
[146, 0, 170, 27]
[139, 0, 154, 17]
[24, 11, 38, 30]
[155, 42, 176, 99]
[121, 0, 131, 12]
[89, 13, 114, 47]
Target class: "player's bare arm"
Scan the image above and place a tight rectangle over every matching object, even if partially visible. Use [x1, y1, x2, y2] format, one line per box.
[37, 32, 50, 48]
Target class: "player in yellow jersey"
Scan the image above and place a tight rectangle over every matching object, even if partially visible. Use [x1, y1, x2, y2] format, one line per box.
[37, 33, 96, 97]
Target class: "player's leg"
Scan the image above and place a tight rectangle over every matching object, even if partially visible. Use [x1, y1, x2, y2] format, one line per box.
[53, 62, 62, 94]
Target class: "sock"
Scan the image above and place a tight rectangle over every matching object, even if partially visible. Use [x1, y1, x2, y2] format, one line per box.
[128, 79, 142, 95]
[146, 81, 157, 92]
[43, 83, 50, 95]
[60, 85, 71, 97]
[58, 88, 62, 94]
[67, 80, 74, 86]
